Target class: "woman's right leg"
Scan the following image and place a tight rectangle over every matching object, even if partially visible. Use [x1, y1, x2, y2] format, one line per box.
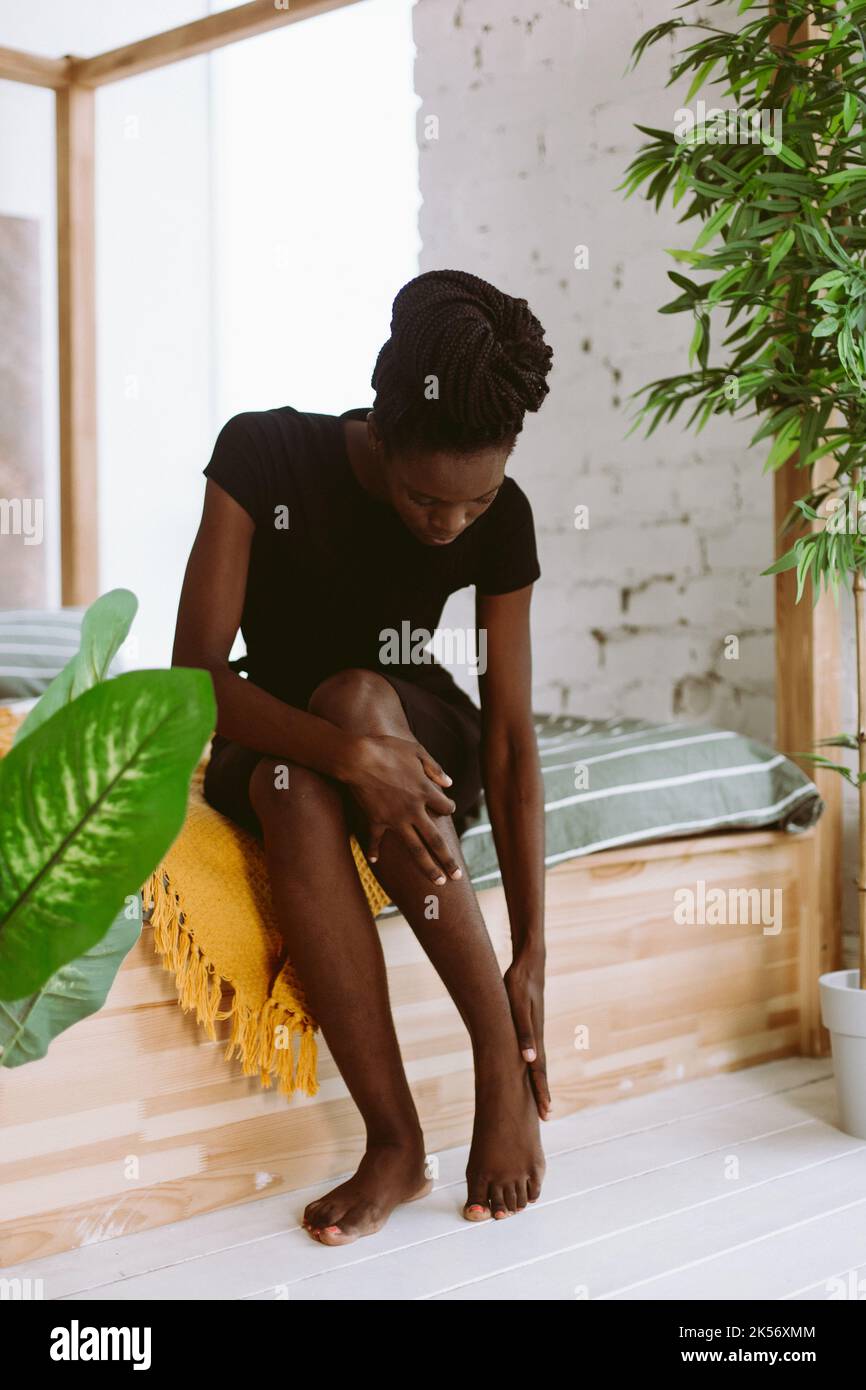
[247, 756, 430, 1245]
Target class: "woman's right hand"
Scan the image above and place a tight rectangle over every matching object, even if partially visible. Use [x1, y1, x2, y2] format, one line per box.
[343, 734, 464, 884]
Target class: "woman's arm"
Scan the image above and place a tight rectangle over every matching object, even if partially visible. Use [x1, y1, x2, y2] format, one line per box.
[476, 584, 550, 1118]
[172, 481, 460, 881]
[172, 481, 360, 779]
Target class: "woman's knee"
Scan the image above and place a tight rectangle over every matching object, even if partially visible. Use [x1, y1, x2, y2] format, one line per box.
[307, 668, 405, 731]
[248, 756, 341, 826]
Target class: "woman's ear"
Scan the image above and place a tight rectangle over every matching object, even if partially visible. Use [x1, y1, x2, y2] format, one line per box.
[367, 412, 384, 454]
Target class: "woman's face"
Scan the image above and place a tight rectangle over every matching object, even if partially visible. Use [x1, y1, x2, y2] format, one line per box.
[367, 417, 511, 547]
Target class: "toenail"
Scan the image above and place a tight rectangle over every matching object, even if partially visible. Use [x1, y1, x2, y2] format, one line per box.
[324, 1225, 341, 1235]
[468, 1204, 486, 1213]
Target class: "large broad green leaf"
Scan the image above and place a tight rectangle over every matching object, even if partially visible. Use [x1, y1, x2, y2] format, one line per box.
[13, 588, 138, 747]
[0, 667, 215, 999]
[0, 893, 142, 1067]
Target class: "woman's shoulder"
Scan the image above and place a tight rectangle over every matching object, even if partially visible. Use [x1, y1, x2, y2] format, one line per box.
[214, 403, 309, 444]
[487, 474, 536, 533]
[471, 474, 540, 595]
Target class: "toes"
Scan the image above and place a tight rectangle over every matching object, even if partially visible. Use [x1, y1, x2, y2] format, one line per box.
[303, 1197, 349, 1239]
[489, 1185, 510, 1220]
[464, 1177, 492, 1222]
[302, 1203, 325, 1235]
[463, 1201, 492, 1222]
[514, 1180, 528, 1211]
[325, 1203, 382, 1243]
[527, 1169, 543, 1203]
[315, 1223, 359, 1247]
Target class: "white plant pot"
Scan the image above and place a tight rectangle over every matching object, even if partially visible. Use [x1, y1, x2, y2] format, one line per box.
[819, 969, 866, 1138]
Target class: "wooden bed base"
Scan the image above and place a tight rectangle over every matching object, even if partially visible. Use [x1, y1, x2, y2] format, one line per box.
[0, 825, 822, 1268]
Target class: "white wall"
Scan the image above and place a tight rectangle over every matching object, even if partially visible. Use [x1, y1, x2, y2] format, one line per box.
[210, 0, 420, 423]
[415, 0, 775, 743]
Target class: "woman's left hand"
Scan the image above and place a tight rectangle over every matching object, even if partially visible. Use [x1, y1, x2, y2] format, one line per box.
[504, 952, 551, 1120]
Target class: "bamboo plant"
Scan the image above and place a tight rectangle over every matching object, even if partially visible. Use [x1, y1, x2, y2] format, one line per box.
[621, 0, 866, 981]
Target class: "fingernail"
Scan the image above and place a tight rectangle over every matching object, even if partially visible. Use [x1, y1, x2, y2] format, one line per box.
[522, 1048, 536, 1062]
[442, 775, 453, 785]
[435, 875, 447, 885]
[369, 855, 378, 863]
[451, 869, 463, 880]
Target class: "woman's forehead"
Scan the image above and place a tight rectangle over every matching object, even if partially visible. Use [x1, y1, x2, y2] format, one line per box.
[398, 447, 508, 501]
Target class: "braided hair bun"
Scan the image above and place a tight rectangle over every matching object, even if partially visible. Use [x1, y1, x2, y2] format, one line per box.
[371, 269, 554, 453]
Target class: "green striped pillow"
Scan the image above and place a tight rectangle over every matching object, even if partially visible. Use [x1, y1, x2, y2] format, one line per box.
[458, 714, 824, 890]
[0, 608, 87, 700]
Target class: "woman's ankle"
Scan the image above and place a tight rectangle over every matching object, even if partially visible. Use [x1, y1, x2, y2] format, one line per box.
[364, 1121, 426, 1154]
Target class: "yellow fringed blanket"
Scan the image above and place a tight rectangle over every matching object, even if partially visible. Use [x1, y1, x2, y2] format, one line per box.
[0, 709, 390, 1099]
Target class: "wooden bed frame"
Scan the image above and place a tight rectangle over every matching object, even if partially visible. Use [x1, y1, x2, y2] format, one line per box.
[0, 3, 844, 1267]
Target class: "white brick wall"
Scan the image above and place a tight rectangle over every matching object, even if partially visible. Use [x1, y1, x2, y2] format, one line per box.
[415, 0, 775, 742]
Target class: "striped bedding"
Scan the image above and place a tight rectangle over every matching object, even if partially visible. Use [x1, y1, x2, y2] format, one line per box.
[1, 612, 822, 895]
[457, 713, 823, 891]
[0, 608, 87, 699]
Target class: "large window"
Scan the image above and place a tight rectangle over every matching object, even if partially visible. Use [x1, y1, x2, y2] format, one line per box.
[96, 0, 419, 665]
[212, 0, 420, 423]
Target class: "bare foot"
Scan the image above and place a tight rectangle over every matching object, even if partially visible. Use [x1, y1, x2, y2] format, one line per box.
[464, 1057, 546, 1222]
[303, 1139, 432, 1246]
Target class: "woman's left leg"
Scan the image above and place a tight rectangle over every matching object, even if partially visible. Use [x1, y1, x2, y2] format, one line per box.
[308, 669, 545, 1221]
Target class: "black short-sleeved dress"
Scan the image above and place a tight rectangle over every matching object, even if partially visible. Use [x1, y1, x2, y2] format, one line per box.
[199, 405, 541, 841]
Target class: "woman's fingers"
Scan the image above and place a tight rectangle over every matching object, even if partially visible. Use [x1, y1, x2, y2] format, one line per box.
[402, 826, 452, 885]
[415, 743, 453, 789]
[366, 822, 385, 864]
[427, 786, 458, 818]
[418, 818, 463, 881]
[529, 1055, 552, 1120]
[511, 996, 537, 1064]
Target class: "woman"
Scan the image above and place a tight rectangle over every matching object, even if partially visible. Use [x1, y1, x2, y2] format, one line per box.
[172, 269, 554, 1246]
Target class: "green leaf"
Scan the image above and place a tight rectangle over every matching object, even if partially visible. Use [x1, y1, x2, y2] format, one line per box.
[809, 271, 847, 293]
[0, 895, 141, 1067]
[691, 202, 733, 252]
[759, 129, 805, 169]
[812, 317, 839, 337]
[797, 755, 858, 785]
[13, 589, 138, 747]
[767, 227, 795, 279]
[763, 418, 800, 474]
[689, 315, 704, 366]
[685, 58, 718, 105]
[0, 667, 215, 999]
[816, 733, 859, 750]
[762, 548, 800, 577]
[844, 91, 858, 134]
[820, 169, 866, 185]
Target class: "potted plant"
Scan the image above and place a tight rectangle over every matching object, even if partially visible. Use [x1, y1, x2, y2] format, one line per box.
[621, 0, 866, 1133]
[0, 589, 214, 1065]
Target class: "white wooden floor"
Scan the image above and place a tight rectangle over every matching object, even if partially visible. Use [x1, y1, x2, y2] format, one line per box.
[11, 1056, 866, 1301]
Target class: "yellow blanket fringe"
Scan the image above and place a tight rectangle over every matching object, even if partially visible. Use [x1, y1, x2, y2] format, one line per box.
[0, 706, 391, 1100]
[138, 753, 391, 1099]
[141, 862, 321, 1097]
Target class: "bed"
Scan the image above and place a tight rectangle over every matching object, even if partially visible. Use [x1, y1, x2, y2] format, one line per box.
[0, 637, 834, 1264]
